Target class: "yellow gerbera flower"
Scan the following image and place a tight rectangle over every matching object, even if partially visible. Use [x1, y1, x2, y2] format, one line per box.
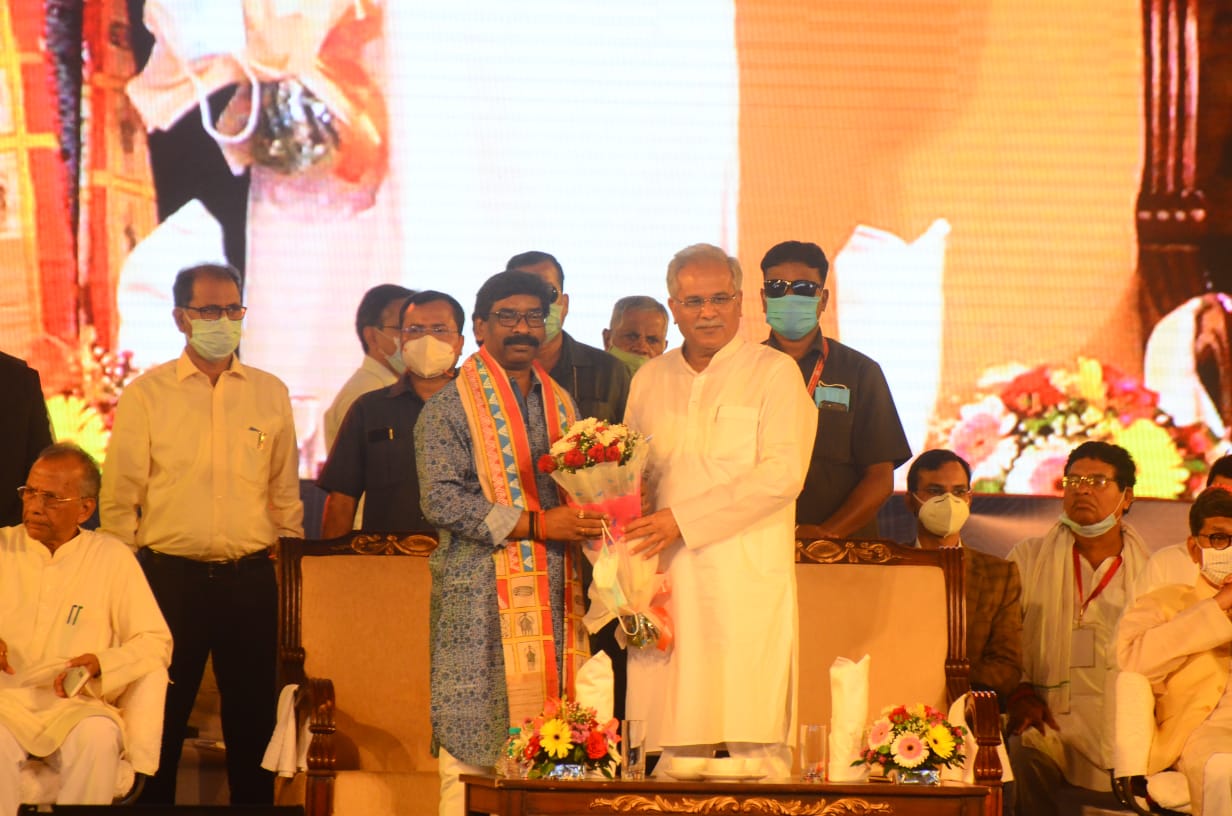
[45, 395, 109, 463]
[539, 719, 573, 759]
[925, 723, 956, 759]
[1112, 419, 1188, 498]
[1075, 357, 1107, 410]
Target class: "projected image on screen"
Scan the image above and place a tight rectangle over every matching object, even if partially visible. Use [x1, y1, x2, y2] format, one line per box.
[3, 0, 1226, 499]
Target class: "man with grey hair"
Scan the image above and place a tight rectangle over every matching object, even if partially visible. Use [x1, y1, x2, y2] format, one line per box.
[622, 243, 815, 776]
[603, 295, 669, 377]
[0, 444, 171, 814]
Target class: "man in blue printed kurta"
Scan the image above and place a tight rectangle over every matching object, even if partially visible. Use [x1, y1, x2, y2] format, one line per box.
[415, 270, 605, 816]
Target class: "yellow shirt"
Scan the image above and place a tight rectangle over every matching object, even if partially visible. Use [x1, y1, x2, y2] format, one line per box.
[100, 350, 304, 559]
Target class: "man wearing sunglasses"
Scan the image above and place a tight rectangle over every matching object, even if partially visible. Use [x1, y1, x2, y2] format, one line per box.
[100, 262, 304, 807]
[1005, 441, 1149, 815]
[759, 240, 911, 540]
[1117, 485, 1232, 815]
[506, 251, 631, 424]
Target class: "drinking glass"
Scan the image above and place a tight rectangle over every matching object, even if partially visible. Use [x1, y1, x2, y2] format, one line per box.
[800, 723, 827, 782]
[622, 719, 646, 780]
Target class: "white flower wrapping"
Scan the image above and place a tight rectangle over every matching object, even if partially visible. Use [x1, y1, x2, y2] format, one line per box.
[546, 437, 672, 651]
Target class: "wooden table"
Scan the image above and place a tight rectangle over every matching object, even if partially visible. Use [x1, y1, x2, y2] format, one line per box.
[462, 773, 989, 815]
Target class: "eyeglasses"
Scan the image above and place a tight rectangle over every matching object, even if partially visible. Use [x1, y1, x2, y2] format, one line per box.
[183, 305, 247, 321]
[763, 279, 822, 299]
[1060, 474, 1116, 490]
[488, 309, 547, 328]
[402, 325, 459, 339]
[1198, 533, 1232, 550]
[17, 486, 83, 506]
[677, 292, 738, 311]
[915, 486, 972, 499]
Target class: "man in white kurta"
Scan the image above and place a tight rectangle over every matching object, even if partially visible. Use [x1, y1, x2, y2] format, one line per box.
[1006, 442, 1148, 815]
[0, 445, 172, 816]
[623, 244, 815, 778]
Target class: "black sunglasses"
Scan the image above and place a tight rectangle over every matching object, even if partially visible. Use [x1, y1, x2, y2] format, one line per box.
[763, 279, 822, 299]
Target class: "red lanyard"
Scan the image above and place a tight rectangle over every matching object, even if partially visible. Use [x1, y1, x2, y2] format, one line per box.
[1072, 547, 1122, 623]
[805, 336, 831, 397]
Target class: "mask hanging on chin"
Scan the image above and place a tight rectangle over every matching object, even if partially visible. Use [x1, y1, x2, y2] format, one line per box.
[544, 303, 564, 342]
[765, 294, 820, 340]
[918, 493, 970, 538]
[1200, 547, 1232, 586]
[402, 335, 457, 379]
[1059, 491, 1125, 538]
[608, 346, 648, 376]
[188, 317, 242, 361]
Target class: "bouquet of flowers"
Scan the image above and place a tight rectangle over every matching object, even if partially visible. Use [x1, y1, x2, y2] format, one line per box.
[504, 697, 621, 779]
[931, 357, 1218, 499]
[537, 418, 671, 651]
[857, 704, 966, 778]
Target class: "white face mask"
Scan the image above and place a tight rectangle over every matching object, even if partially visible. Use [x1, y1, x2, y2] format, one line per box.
[402, 335, 457, 379]
[1200, 547, 1232, 587]
[917, 493, 970, 538]
[1059, 491, 1126, 538]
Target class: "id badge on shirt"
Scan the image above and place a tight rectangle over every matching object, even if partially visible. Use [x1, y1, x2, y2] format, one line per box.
[1070, 625, 1096, 668]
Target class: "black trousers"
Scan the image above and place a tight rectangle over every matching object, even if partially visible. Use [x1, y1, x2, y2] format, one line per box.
[138, 550, 277, 805]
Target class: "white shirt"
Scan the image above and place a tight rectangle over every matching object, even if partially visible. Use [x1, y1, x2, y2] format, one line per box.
[1132, 543, 1200, 601]
[0, 527, 171, 758]
[100, 351, 304, 559]
[624, 336, 815, 750]
[323, 355, 399, 453]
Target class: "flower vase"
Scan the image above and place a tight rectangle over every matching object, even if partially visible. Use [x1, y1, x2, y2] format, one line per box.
[894, 767, 940, 785]
[544, 764, 585, 781]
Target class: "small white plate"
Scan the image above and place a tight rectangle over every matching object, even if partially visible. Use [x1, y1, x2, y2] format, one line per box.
[699, 771, 768, 782]
[662, 769, 705, 781]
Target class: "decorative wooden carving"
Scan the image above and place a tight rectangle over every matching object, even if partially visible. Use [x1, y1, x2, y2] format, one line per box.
[585, 794, 892, 814]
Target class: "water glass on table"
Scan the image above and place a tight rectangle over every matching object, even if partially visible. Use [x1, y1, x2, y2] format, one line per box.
[622, 719, 646, 780]
[800, 723, 827, 782]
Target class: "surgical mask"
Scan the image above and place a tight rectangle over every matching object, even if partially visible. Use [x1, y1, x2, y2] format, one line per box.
[765, 294, 820, 340]
[188, 317, 242, 361]
[608, 346, 648, 376]
[402, 335, 457, 379]
[1200, 547, 1232, 586]
[1059, 491, 1125, 538]
[917, 493, 970, 538]
[544, 303, 564, 342]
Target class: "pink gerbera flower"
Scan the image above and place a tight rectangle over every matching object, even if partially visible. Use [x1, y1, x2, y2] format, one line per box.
[867, 720, 891, 749]
[891, 734, 927, 769]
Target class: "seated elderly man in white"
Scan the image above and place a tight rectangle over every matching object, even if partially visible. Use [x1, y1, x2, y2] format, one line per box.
[0, 443, 172, 814]
[1117, 485, 1232, 815]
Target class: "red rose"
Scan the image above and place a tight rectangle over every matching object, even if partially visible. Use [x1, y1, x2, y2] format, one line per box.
[1000, 368, 1065, 417]
[563, 449, 586, 468]
[585, 729, 608, 760]
[605, 444, 622, 462]
[587, 445, 605, 463]
[538, 454, 558, 474]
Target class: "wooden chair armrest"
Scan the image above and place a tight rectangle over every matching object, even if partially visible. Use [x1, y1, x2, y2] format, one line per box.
[1111, 773, 1156, 815]
[965, 690, 1003, 816]
[296, 676, 337, 774]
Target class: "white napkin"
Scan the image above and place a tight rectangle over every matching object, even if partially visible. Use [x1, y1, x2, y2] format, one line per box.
[261, 683, 301, 776]
[575, 652, 615, 723]
[828, 654, 870, 782]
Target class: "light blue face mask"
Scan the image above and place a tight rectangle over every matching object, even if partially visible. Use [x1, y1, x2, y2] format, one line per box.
[544, 303, 564, 342]
[188, 317, 242, 361]
[765, 294, 820, 340]
[1059, 491, 1125, 538]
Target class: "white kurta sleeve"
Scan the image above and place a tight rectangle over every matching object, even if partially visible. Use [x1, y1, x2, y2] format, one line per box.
[670, 357, 815, 549]
[1116, 590, 1232, 686]
[96, 547, 173, 698]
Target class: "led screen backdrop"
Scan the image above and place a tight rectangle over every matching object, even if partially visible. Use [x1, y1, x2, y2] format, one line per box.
[3, 0, 1220, 496]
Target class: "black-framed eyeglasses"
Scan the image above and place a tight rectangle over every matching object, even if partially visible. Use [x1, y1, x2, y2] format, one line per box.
[402, 325, 460, 339]
[915, 486, 973, 499]
[488, 309, 547, 328]
[17, 486, 83, 506]
[1060, 474, 1115, 490]
[183, 304, 247, 321]
[763, 279, 822, 299]
[677, 292, 738, 311]
[1199, 532, 1232, 550]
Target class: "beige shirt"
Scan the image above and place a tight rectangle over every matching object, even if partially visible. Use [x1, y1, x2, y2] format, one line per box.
[323, 355, 399, 453]
[0, 527, 171, 762]
[100, 351, 304, 559]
